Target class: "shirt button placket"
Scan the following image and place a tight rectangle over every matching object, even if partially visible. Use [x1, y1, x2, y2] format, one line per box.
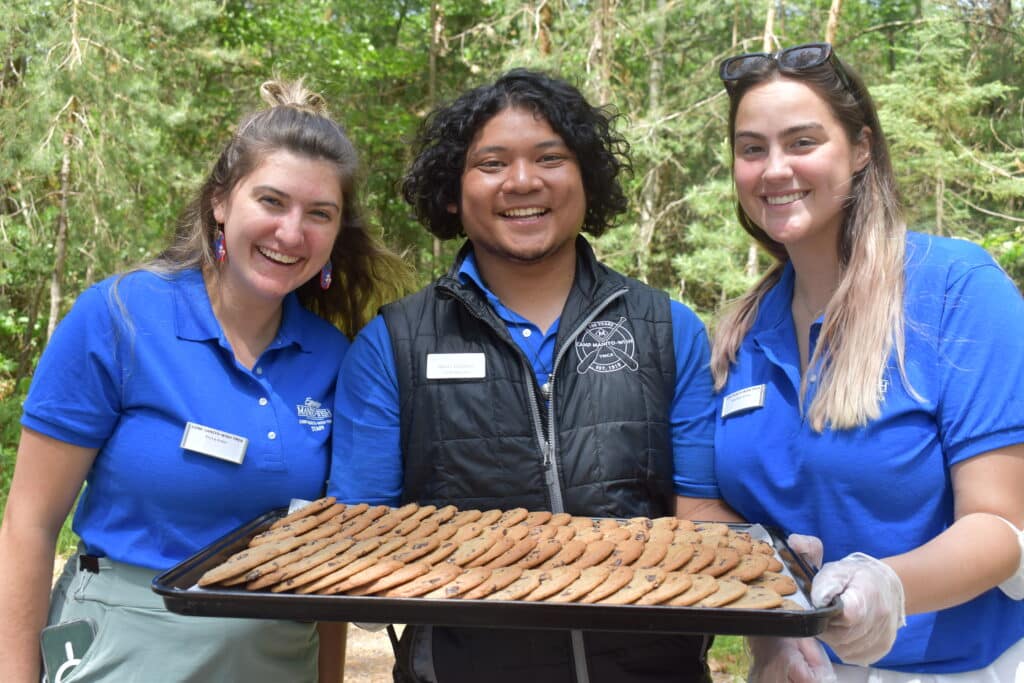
[252, 367, 284, 470]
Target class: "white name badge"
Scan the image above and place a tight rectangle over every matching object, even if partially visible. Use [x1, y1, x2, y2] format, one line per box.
[426, 353, 486, 380]
[721, 384, 766, 418]
[180, 421, 248, 464]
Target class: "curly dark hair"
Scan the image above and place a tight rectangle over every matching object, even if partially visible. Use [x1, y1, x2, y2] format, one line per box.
[402, 68, 631, 240]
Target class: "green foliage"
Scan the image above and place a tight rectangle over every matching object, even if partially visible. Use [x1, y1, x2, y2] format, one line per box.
[1, 3, 1021, 619]
[710, 634, 752, 680]
[873, 20, 1024, 246]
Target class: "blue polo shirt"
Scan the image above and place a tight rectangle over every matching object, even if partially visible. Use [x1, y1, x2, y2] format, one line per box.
[328, 251, 719, 506]
[715, 232, 1024, 672]
[22, 268, 347, 570]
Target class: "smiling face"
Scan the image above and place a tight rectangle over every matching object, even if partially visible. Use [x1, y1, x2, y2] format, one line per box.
[456, 106, 586, 268]
[212, 150, 342, 307]
[732, 77, 870, 253]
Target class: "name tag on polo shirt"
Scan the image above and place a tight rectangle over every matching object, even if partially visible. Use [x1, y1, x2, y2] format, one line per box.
[180, 421, 248, 464]
[721, 384, 766, 418]
[426, 353, 486, 380]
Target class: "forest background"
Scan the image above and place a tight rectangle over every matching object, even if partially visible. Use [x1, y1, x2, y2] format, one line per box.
[0, 1, 1021, 678]
[2, 0, 1023, 542]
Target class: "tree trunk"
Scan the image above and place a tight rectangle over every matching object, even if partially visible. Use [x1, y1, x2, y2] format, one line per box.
[537, 1, 553, 56]
[637, 0, 665, 283]
[825, 0, 843, 44]
[429, 1, 443, 277]
[590, 0, 614, 104]
[48, 130, 73, 340]
[761, 2, 775, 52]
[935, 173, 944, 236]
[16, 288, 42, 381]
[731, 0, 739, 46]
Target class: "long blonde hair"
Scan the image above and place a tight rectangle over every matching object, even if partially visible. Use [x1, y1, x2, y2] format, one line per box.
[711, 54, 913, 431]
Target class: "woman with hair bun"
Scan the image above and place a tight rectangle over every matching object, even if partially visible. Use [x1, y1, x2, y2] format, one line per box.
[0, 78, 409, 682]
[712, 43, 1024, 681]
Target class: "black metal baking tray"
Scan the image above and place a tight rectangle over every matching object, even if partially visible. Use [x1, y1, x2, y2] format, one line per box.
[153, 509, 840, 637]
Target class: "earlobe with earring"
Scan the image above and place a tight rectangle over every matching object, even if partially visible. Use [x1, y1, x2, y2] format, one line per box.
[320, 261, 333, 290]
[214, 229, 227, 263]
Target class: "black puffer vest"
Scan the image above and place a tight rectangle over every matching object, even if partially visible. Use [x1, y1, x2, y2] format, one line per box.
[383, 237, 676, 517]
[381, 237, 712, 683]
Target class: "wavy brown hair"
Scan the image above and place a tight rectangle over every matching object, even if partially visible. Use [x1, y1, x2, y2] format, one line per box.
[149, 79, 410, 336]
[711, 50, 914, 431]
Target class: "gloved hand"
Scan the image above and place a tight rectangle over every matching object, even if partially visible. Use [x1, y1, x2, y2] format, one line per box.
[811, 552, 906, 666]
[747, 636, 837, 682]
[787, 533, 824, 569]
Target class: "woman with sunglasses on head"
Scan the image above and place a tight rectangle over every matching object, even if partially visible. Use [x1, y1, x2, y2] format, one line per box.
[711, 43, 1024, 682]
[0, 79, 408, 683]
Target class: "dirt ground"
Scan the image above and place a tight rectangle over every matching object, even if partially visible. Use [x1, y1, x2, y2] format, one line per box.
[342, 624, 396, 682]
[341, 625, 738, 682]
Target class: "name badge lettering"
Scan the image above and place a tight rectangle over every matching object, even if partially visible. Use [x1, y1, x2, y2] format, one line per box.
[721, 384, 766, 418]
[180, 421, 248, 464]
[426, 353, 486, 380]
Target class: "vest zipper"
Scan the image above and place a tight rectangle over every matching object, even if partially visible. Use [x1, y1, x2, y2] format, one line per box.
[545, 287, 626, 683]
[541, 286, 628, 513]
[438, 281, 554, 501]
[441, 278, 627, 683]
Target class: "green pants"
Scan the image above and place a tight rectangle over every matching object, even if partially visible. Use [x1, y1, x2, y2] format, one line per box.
[47, 551, 319, 682]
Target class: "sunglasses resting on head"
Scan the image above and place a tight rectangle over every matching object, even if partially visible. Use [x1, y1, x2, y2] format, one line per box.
[719, 42, 855, 95]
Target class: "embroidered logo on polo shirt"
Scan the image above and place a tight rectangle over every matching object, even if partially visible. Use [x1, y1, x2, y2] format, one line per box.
[575, 317, 639, 375]
[297, 397, 331, 433]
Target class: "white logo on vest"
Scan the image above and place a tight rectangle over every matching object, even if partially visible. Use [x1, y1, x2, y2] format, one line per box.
[575, 317, 639, 374]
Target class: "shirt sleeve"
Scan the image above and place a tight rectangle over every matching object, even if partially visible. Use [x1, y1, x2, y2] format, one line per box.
[21, 283, 123, 448]
[937, 259, 1024, 465]
[669, 300, 721, 498]
[327, 315, 404, 506]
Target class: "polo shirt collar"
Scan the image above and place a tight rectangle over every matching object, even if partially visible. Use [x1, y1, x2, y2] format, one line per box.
[173, 268, 309, 352]
[456, 251, 501, 308]
[455, 250, 547, 327]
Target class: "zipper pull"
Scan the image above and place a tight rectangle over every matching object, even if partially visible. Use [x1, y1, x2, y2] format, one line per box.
[540, 375, 552, 401]
[541, 439, 551, 467]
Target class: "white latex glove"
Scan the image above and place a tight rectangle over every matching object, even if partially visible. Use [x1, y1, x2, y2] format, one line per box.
[747, 636, 837, 682]
[787, 533, 824, 570]
[811, 552, 906, 666]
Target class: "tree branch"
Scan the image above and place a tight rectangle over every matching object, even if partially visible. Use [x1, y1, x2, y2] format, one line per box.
[949, 189, 1024, 224]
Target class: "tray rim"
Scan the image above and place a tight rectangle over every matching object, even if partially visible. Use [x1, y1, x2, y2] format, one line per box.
[152, 509, 840, 637]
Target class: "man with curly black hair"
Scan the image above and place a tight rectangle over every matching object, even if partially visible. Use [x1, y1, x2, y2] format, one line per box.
[328, 69, 739, 683]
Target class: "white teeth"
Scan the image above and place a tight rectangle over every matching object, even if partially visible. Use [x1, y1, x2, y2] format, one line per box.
[502, 207, 547, 218]
[258, 247, 300, 264]
[765, 192, 808, 205]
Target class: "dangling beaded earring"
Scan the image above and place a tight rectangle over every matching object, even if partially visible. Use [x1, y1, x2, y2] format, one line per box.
[213, 229, 227, 263]
[320, 260, 333, 290]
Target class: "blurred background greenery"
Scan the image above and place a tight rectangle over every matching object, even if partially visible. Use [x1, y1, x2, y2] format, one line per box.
[2, 0, 1021, 627]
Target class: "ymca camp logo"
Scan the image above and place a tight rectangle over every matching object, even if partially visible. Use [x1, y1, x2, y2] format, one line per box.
[574, 317, 639, 374]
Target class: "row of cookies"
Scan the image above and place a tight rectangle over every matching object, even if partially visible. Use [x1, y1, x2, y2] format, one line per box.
[196, 498, 801, 609]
